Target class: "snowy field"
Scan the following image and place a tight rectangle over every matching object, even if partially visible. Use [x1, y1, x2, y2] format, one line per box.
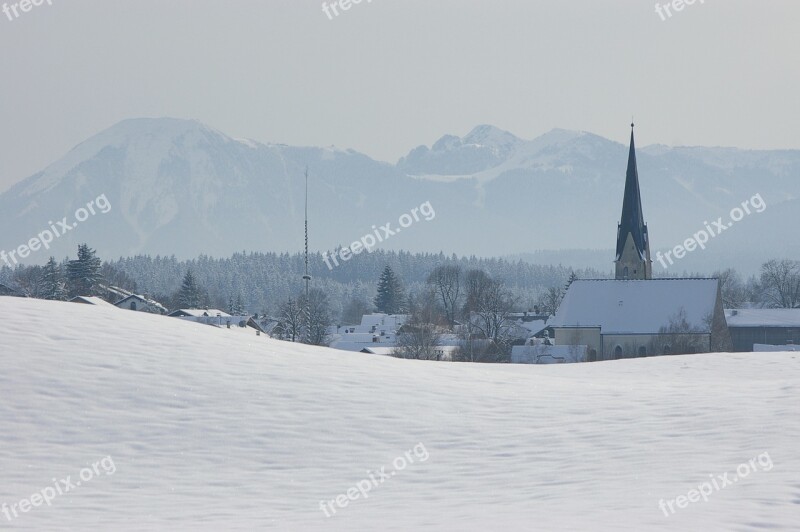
[1, 297, 798, 531]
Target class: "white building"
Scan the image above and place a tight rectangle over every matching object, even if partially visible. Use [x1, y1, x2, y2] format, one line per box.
[115, 294, 167, 314]
[328, 313, 408, 352]
[169, 308, 251, 328]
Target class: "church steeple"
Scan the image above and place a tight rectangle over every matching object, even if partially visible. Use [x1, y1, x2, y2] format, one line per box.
[615, 123, 652, 280]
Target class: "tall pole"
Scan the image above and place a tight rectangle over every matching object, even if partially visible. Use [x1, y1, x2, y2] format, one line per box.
[302, 167, 312, 342]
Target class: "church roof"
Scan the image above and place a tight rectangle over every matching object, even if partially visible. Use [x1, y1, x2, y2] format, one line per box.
[615, 126, 649, 261]
[550, 279, 720, 335]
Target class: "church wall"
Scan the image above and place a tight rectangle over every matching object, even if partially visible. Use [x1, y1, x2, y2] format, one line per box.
[553, 327, 601, 360]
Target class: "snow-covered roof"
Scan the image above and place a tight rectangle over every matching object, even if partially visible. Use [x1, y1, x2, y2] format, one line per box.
[358, 313, 408, 330]
[69, 296, 117, 308]
[115, 293, 167, 309]
[0, 283, 23, 297]
[360, 347, 396, 356]
[725, 309, 800, 328]
[169, 309, 232, 318]
[519, 319, 548, 335]
[550, 279, 719, 335]
[330, 340, 397, 353]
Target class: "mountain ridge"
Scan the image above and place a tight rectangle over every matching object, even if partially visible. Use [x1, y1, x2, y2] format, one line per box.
[0, 117, 797, 273]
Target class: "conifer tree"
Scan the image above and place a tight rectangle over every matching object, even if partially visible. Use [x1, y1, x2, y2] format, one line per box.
[66, 244, 103, 297]
[41, 257, 68, 301]
[374, 266, 406, 314]
[177, 269, 206, 308]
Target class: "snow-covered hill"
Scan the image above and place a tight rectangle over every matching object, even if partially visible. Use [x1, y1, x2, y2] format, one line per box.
[1, 296, 798, 530]
[0, 118, 798, 269]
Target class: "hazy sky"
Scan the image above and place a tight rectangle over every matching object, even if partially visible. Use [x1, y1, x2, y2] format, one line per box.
[1, 0, 798, 192]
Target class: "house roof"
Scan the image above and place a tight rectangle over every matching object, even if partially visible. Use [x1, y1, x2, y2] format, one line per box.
[114, 294, 168, 312]
[725, 309, 800, 328]
[519, 319, 548, 335]
[549, 278, 720, 335]
[360, 347, 396, 356]
[69, 296, 117, 308]
[0, 283, 22, 297]
[168, 309, 232, 318]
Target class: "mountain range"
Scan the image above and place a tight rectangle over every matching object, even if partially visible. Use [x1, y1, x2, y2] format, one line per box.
[1, 118, 797, 274]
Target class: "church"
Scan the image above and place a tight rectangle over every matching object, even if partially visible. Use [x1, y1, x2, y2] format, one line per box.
[549, 125, 732, 361]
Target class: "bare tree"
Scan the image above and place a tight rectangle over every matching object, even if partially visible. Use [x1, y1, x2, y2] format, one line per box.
[427, 264, 462, 327]
[758, 259, 800, 308]
[537, 285, 564, 317]
[462, 269, 492, 317]
[649, 308, 708, 355]
[12, 265, 46, 298]
[714, 268, 747, 308]
[275, 296, 304, 342]
[302, 288, 333, 346]
[394, 288, 444, 360]
[470, 277, 516, 362]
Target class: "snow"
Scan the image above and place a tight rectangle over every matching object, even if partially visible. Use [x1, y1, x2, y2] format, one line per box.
[1, 297, 798, 531]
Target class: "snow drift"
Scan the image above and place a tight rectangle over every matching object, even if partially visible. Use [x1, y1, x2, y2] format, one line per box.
[0, 297, 798, 530]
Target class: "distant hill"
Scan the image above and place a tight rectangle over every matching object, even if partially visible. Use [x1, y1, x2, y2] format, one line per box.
[0, 118, 797, 274]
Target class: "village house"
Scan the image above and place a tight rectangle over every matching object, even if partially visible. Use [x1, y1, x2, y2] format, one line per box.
[725, 308, 800, 352]
[114, 294, 168, 314]
[0, 283, 23, 297]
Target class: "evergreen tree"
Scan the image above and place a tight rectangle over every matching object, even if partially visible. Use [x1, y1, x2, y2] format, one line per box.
[176, 269, 206, 308]
[41, 257, 68, 301]
[374, 266, 406, 314]
[228, 293, 246, 315]
[66, 244, 103, 297]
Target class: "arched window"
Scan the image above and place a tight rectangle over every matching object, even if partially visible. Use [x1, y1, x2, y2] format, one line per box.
[614, 345, 623, 359]
[130, 301, 137, 311]
[623, 267, 629, 279]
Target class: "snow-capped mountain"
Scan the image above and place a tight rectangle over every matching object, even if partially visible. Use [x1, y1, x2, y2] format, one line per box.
[0, 118, 798, 272]
[397, 125, 523, 176]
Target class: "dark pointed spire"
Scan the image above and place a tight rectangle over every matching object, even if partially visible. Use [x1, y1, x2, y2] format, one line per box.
[615, 123, 649, 264]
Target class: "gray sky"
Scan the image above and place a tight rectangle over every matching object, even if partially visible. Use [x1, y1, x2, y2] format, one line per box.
[1, 0, 798, 192]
